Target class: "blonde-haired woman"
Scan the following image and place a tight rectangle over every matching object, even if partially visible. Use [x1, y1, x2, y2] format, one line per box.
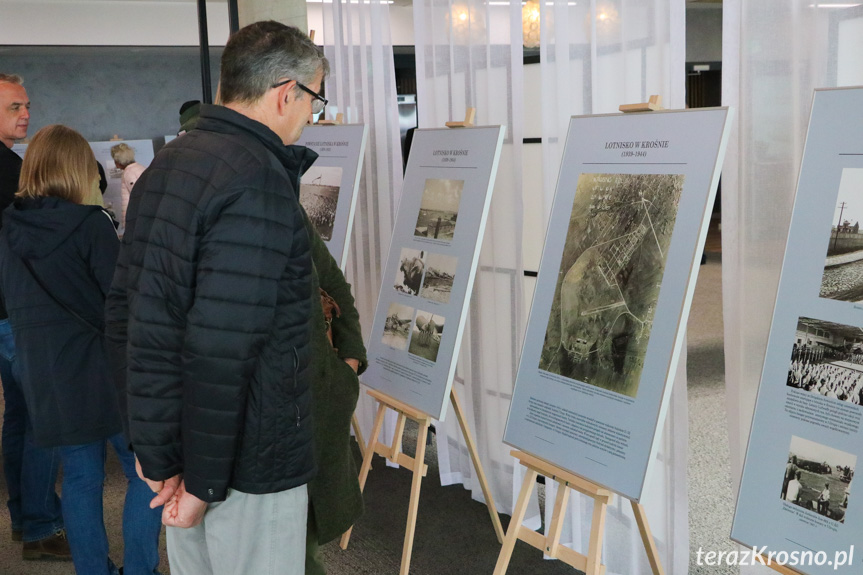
[109, 142, 144, 235]
[0, 125, 162, 575]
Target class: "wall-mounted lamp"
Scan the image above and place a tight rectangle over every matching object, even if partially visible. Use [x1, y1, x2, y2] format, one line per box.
[447, 2, 486, 40]
[522, 0, 540, 47]
[585, 1, 620, 40]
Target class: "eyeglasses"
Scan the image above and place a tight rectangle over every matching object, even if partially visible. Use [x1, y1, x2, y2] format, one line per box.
[271, 79, 328, 115]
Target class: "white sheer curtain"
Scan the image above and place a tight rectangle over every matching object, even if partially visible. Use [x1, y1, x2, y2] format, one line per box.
[722, 1, 852, 497]
[319, 0, 404, 439]
[535, 1, 688, 574]
[412, 0, 525, 516]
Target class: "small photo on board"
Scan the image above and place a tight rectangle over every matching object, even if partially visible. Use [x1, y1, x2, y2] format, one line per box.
[394, 249, 426, 296]
[538, 172, 685, 398]
[409, 312, 445, 362]
[419, 253, 458, 303]
[820, 168, 863, 302]
[300, 165, 343, 241]
[787, 317, 863, 405]
[414, 179, 464, 242]
[382, 303, 414, 350]
[782, 435, 855, 524]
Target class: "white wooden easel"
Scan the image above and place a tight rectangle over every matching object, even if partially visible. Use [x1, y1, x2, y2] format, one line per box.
[496, 96, 671, 575]
[340, 387, 504, 575]
[341, 108, 505, 574]
[493, 450, 663, 575]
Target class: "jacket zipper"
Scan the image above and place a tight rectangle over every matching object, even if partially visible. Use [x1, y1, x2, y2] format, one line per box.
[292, 346, 300, 427]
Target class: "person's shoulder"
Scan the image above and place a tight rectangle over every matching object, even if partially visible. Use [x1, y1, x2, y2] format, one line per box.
[0, 143, 22, 168]
[162, 129, 274, 178]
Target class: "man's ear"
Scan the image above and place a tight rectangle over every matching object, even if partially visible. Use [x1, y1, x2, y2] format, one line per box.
[275, 81, 296, 115]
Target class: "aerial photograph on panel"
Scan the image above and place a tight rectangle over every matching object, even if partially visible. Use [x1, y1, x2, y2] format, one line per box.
[539, 172, 685, 398]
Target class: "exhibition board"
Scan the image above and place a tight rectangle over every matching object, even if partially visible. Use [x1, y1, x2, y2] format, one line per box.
[295, 124, 368, 270]
[504, 108, 732, 501]
[361, 125, 506, 421]
[733, 87, 863, 575]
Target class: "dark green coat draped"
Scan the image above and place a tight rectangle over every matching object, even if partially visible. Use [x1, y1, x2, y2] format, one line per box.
[304, 214, 367, 544]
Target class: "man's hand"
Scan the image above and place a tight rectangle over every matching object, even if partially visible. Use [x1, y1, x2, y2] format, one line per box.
[135, 457, 181, 509]
[344, 358, 360, 373]
[150, 475, 181, 509]
[162, 481, 208, 529]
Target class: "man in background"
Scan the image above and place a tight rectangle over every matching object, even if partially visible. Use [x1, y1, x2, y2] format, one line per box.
[0, 73, 69, 561]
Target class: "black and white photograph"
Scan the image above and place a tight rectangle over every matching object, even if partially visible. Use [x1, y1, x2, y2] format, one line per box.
[538, 172, 685, 398]
[394, 248, 426, 296]
[419, 253, 457, 303]
[414, 178, 464, 242]
[787, 317, 863, 405]
[381, 302, 414, 350]
[819, 168, 863, 302]
[300, 165, 343, 241]
[409, 311, 445, 362]
[782, 435, 855, 524]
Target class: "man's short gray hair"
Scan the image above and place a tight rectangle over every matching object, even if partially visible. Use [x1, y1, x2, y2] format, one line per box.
[0, 74, 24, 86]
[110, 143, 136, 167]
[219, 21, 329, 106]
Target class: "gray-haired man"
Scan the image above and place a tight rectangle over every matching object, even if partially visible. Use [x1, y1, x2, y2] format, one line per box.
[106, 21, 328, 574]
[0, 73, 69, 561]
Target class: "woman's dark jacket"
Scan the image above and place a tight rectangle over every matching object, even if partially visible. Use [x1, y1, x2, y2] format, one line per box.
[286, 144, 368, 544]
[0, 197, 121, 448]
[105, 105, 316, 503]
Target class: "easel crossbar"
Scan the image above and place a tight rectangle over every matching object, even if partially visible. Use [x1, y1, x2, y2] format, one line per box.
[367, 388, 429, 420]
[516, 451, 612, 499]
[518, 525, 607, 575]
[372, 431, 428, 475]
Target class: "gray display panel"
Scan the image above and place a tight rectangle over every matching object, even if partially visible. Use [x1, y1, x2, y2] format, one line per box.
[296, 124, 368, 270]
[732, 88, 863, 575]
[362, 126, 506, 421]
[505, 109, 731, 501]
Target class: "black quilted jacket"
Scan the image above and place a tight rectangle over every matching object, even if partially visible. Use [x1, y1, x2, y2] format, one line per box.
[105, 105, 317, 502]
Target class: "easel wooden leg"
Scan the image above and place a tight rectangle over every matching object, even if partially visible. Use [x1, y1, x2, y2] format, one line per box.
[400, 418, 430, 575]
[351, 413, 367, 460]
[450, 389, 505, 543]
[492, 468, 538, 575]
[390, 413, 407, 459]
[545, 481, 571, 557]
[631, 501, 665, 575]
[340, 400, 387, 549]
[586, 495, 609, 575]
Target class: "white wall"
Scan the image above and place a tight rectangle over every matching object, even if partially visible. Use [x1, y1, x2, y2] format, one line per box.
[307, 3, 415, 45]
[0, 0, 230, 46]
[838, 14, 863, 85]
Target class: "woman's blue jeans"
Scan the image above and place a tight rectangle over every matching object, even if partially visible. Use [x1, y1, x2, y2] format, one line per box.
[58, 433, 163, 575]
[0, 318, 63, 542]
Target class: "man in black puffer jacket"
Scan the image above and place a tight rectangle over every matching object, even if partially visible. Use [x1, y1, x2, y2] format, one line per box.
[105, 21, 329, 574]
